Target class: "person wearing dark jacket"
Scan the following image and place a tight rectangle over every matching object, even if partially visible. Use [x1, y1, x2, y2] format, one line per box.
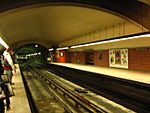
[0, 55, 11, 113]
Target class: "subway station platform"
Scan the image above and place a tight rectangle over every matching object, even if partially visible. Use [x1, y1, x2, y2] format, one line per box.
[6, 64, 31, 113]
[5, 63, 150, 113]
[51, 63, 150, 84]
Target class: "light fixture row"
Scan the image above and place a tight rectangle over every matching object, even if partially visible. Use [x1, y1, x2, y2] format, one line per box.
[26, 52, 41, 56]
[49, 33, 150, 51]
[1, 33, 149, 51]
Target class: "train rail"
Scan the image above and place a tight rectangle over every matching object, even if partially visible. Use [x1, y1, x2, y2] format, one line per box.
[30, 67, 108, 113]
[21, 63, 136, 113]
[21, 66, 69, 113]
[45, 63, 150, 113]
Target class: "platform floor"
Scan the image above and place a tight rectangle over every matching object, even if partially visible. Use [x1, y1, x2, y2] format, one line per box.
[51, 63, 150, 84]
[6, 64, 31, 113]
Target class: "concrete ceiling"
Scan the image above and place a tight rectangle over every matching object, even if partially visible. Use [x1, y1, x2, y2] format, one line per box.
[71, 36, 150, 51]
[138, 0, 150, 5]
[0, 5, 125, 49]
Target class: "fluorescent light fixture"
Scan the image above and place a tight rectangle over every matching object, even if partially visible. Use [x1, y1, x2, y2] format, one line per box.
[0, 36, 9, 48]
[71, 33, 150, 49]
[49, 48, 54, 51]
[57, 47, 69, 50]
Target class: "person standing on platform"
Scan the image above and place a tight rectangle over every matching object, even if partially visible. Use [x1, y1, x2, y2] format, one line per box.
[0, 54, 11, 112]
[3, 48, 16, 85]
[0, 55, 5, 113]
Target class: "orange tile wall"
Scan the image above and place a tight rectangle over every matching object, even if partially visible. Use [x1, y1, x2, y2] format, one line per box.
[70, 52, 85, 64]
[59, 50, 67, 63]
[55, 50, 68, 63]
[94, 50, 109, 67]
[79, 52, 86, 64]
[128, 48, 150, 71]
[56, 48, 150, 71]
[70, 52, 77, 63]
[55, 51, 60, 62]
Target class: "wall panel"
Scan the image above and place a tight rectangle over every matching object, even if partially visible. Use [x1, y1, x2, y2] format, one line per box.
[94, 50, 109, 67]
[128, 48, 150, 71]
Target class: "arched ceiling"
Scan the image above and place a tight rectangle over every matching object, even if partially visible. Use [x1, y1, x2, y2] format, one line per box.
[0, 5, 125, 49]
[138, 0, 150, 5]
[0, 0, 149, 50]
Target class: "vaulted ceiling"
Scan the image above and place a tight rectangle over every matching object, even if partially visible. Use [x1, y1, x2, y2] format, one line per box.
[0, 0, 149, 50]
[0, 5, 125, 48]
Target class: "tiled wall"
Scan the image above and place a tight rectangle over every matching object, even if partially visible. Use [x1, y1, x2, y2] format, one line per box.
[94, 50, 109, 67]
[70, 52, 77, 63]
[69, 50, 108, 66]
[57, 47, 150, 71]
[78, 52, 86, 64]
[55, 50, 68, 63]
[128, 48, 150, 71]
[70, 51, 85, 64]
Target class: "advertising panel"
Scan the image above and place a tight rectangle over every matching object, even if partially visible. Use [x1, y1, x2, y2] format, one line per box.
[109, 49, 128, 69]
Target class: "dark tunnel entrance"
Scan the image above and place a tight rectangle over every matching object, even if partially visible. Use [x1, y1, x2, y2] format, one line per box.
[15, 43, 49, 65]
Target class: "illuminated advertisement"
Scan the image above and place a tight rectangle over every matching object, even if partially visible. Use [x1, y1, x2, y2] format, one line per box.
[109, 49, 128, 69]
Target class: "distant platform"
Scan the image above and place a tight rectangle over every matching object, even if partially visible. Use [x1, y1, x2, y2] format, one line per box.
[51, 63, 150, 84]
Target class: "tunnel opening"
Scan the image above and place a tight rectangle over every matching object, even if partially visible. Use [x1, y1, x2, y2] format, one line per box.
[15, 43, 49, 66]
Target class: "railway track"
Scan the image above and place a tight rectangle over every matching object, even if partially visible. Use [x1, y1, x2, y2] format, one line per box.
[21, 68, 67, 113]
[21, 62, 149, 113]
[22, 64, 135, 113]
[30, 67, 109, 113]
[45, 63, 150, 113]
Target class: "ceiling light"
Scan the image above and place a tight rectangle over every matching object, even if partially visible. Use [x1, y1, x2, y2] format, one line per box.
[49, 48, 54, 51]
[57, 47, 69, 50]
[0, 37, 9, 48]
[71, 33, 150, 49]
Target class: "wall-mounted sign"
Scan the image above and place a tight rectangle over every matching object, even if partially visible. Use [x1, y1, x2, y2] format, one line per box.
[109, 49, 128, 69]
